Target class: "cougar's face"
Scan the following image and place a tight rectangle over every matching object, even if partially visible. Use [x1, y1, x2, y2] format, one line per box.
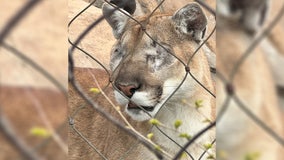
[110, 19, 186, 121]
[103, 2, 208, 121]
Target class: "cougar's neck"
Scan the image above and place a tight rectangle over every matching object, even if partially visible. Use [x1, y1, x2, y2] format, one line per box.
[150, 88, 215, 159]
[129, 82, 215, 159]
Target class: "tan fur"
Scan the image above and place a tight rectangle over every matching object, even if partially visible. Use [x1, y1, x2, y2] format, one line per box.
[68, 68, 153, 159]
[111, 12, 215, 156]
[69, 1, 215, 159]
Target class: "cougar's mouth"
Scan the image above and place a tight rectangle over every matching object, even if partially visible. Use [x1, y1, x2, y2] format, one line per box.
[127, 101, 155, 112]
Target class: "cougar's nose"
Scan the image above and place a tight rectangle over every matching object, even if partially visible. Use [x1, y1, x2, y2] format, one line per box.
[117, 84, 139, 98]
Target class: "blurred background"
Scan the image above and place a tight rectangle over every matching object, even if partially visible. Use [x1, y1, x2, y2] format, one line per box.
[216, 0, 284, 159]
[0, 0, 67, 159]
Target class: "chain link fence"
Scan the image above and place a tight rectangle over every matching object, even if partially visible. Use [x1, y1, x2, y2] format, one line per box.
[68, 0, 216, 159]
[68, 0, 283, 159]
[0, 0, 283, 159]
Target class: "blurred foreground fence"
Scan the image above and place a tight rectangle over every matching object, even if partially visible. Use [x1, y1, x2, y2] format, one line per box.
[0, 0, 67, 159]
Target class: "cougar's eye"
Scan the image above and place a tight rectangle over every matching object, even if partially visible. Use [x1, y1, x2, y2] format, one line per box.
[113, 46, 124, 57]
[114, 48, 121, 54]
[146, 55, 156, 63]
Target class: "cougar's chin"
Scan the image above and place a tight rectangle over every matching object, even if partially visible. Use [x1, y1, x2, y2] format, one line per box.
[125, 102, 161, 122]
[114, 90, 162, 121]
[127, 101, 155, 111]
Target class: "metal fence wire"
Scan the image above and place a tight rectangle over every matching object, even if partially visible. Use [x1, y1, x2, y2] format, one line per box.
[0, 0, 283, 159]
[68, 0, 283, 159]
[68, 0, 216, 159]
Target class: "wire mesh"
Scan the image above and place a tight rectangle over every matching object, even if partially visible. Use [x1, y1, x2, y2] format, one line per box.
[68, 0, 216, 159]
[0, 0, 283, 159]
[68, 0, 283, 159]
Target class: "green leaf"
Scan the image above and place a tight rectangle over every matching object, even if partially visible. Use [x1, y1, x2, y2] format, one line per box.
[174, 120, 182, 129]
[195, 99, 203, 109]
[202, 118, 212, 123]
[29, 127, 50, 138]
[179, 133, 192, 140]
[207, 154, 215, 159]
[203, 143, 213, 150]
[154, 145, 161, 151]
[149, 119, 160, 126]
[180, 152, 187, 159]
[147, 133, 154, 140]
[89, 87, 100, 94]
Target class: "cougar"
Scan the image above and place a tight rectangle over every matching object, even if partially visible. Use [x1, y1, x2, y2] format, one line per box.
[69, 0, 215, 159]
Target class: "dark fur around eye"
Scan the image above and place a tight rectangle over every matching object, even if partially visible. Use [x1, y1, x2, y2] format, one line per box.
[146, 55, 156, 63]
[112, 46, 125, 59]
[114, 48, 122, 55]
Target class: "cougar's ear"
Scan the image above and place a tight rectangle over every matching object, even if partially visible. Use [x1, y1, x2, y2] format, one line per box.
[102, 3, 130, 39]
[241, 1, 269, 35]
[172, 3, 207, 43]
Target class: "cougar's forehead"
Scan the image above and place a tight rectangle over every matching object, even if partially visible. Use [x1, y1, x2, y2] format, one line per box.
[112, 14, 199, 67]
[121, 15, 177, 47]
[123, 15, 197, 50]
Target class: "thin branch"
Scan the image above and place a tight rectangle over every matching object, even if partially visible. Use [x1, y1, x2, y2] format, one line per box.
[25, 90, 68, 154]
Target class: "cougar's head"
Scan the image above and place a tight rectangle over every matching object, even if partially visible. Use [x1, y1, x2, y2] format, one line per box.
[103, 2, 208, 121]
